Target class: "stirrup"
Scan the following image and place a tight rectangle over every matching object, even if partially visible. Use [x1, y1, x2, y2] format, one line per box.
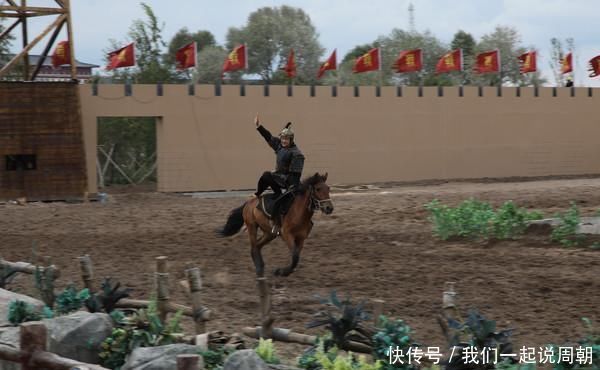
[271, 223, 280, 236]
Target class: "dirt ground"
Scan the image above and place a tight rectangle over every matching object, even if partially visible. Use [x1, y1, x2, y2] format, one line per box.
[1, 177, 599, 363]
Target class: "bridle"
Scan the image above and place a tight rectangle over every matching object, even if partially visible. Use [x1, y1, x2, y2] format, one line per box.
[308, 185, 332, 211]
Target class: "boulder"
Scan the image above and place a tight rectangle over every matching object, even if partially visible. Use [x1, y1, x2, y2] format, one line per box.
[122, 344, 204, 370]
[0, 288, 45, 326]
[223, 349, 270, 370]
[45, 311, 113, 364]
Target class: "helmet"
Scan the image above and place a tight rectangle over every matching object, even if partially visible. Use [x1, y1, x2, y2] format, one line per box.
[279, 122, 294, 139]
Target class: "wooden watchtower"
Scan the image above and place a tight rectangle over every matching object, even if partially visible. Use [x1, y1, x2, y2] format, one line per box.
[0, 0, 88, 201]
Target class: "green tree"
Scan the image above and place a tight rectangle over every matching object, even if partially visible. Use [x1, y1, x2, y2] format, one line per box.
[549, 37, 574, 86]
[451, 30, 476, 85]
[225, 5, 324, 84]
[475, 25, 546, 86]
[380, 29, 449, 86]
[164, 28, 217, 82]
[193, 45, 228, 84]
[329, 43, 381, 86]
[0, 17, 13, 66]
[128, 2, 173, 83]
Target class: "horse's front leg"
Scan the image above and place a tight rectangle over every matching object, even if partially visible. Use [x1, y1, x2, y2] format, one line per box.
[248, 224, 265, 277]
[274, 234, 305, 277]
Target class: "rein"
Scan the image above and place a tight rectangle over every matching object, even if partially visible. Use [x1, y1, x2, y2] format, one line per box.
[307, 185, 332, 211]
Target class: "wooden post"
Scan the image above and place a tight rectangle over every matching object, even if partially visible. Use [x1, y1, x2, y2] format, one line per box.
[156, 256, 169, 323]
[78, 255, 94, 293]
[20, 322, 47, 370]
[371, 299, 385, 327]
[156, 256, 168, 274]
[256, 277, 273, 338]
[177, 354, 204, 370]
[186, 267, 206, 334]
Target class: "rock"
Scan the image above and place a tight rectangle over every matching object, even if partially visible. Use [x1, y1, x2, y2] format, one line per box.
[122, 344, 203, 370]
[268, 365, 303, 370]
[0, 311, 113, 369]
[45, 311, 113, 364]
[0, 326, 20, 370]
[528, 216, 600, 235]
[0, 288, 45, 326]
[223, 349, 270, 370]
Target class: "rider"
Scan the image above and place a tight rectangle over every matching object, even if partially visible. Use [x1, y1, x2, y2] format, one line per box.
[253, 114, 305, 233]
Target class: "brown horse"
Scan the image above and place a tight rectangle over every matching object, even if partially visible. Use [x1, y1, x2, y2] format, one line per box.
[217, 173, 333, 277]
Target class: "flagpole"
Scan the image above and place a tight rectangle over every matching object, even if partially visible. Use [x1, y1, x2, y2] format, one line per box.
[378, 47, 383, 88]
[193, 41, 198, 84]
[497, 48, 502, 87]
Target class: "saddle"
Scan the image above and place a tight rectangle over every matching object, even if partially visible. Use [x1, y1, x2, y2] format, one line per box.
[257, 189, 295, 220]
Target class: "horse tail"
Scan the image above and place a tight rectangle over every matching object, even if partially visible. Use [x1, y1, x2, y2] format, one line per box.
[217, 203, 245, 237]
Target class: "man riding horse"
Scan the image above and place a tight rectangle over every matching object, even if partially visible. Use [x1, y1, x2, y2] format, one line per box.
[252, 114, 305, 235]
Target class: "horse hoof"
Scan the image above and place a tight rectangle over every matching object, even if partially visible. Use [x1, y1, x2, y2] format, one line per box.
[273, 268, 282, 276]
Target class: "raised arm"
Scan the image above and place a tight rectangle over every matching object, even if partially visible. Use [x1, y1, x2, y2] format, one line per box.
[255, 113, 280, 151]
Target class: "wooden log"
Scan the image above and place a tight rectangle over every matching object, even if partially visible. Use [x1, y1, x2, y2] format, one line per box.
[256, 277, 273, 338]
[186, 267, 207, 334]
[177, 354, 204, 370]
[30, 351, 110, 370]
[371, 299, 385, 327]
[78, 255, 94, 293]
[0, 259, 60, 278]
[114, 299, 211, 320]
[242, 327, 372, 354]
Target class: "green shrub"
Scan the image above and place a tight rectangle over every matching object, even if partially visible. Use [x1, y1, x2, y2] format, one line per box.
[55, 285, 90, 315]
[372, 316, 416, 370]
[99, 298, 184, 370]
[7, 300, 53, 324]
[256, 338, 280, 364]
[307, 291, 370, 350]
[200, 348, 231, 370]
[425, 199, 543, 241]
[551, 202, 585, 247]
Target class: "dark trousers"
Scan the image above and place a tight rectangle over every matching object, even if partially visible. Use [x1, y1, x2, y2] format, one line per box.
[255, 171, 283, 197]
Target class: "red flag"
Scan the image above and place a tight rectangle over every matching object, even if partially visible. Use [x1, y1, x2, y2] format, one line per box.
[222, 44, 247, 74]
[282, 49, 296, 78]
[353, 48, 380, 73]
[561, 52, 573, 74]
[394, 49, 422, 73]
[106, 43, 135, 70]
[317, 49, 336, 79]
[474, 50, 500, 73]
[518, 51, 537, 73]
[436, 49, 462, 73]
[175, 41, 196, 70]
[51, 40, 70, 68]
[588, 55, 600, 78]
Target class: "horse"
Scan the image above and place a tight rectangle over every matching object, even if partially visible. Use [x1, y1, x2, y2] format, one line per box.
[217, 172, 333, 277]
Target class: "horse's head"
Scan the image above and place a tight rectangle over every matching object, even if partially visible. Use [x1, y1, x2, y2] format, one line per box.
[307, 172, 334, 214]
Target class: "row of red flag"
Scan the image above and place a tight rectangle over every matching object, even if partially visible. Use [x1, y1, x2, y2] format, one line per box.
[49, 40, 600, 79]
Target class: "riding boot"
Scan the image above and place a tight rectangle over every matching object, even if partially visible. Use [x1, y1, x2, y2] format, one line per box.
[271, 214, 281, 236]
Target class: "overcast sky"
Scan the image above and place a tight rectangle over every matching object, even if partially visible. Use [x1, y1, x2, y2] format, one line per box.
[5, 0, 600, 86]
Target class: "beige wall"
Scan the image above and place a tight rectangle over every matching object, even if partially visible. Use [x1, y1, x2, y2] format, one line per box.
[79, 84, 600, 193]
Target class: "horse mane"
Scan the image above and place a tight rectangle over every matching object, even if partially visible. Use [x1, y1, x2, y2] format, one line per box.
[298, 173, 326, 194]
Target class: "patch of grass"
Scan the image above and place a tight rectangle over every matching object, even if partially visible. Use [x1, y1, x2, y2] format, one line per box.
[551, 202, 585, 247]
[425, 199, 543, 241]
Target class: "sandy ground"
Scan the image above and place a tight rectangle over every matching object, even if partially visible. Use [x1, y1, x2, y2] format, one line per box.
[1, 178, 599, 363]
